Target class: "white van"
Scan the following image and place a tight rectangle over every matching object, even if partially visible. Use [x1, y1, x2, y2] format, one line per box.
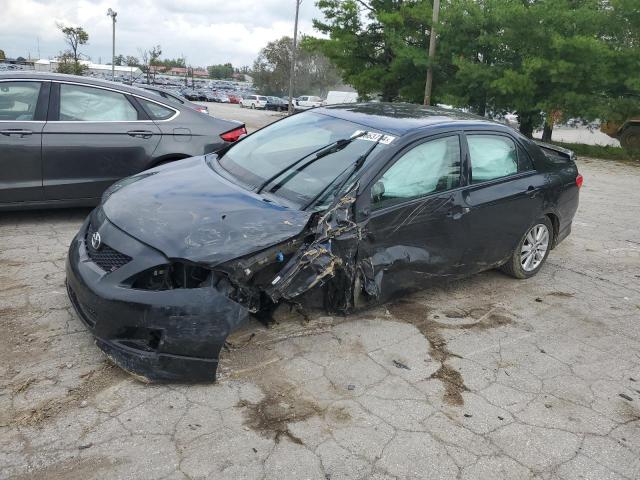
[240, 95, 268, 109]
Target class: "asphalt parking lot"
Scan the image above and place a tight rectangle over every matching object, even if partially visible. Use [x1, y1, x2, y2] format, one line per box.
[199, 101, 285, 132]
[1, 140, 640, 477]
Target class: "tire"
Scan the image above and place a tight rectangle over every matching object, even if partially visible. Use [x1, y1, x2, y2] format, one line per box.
[619, 125, 640, 153]
[500, 217, 554, 279]
[251, 103, 255, 109]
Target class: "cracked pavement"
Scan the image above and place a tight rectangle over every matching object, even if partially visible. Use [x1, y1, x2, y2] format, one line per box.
[1, 157, 639, 480]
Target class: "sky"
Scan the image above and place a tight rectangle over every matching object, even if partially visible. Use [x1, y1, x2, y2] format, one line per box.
[0, 0, 323, 67]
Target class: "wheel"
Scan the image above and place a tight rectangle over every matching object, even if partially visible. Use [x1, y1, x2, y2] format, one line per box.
[251, 103, 255, 109]
[500, 217, 554, 279]
[619, 125, 640, 153]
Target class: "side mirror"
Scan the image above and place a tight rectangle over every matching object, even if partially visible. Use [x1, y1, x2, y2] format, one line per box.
[371, 181, 385, 202]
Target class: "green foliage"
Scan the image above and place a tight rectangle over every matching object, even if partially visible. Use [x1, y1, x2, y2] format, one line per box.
[313, 0, 640, 138]
[0, 49, 5, 60]
[114, 54, 141, 67]
[252, 35, 341, 97]
[312, 0, 433, 101]
[55, 52, 88, 76]
[207, 63, 234, 79]
[57, 24, 89, 63]
[157, 57, 187, 69]
[139, 45, 162, 83]
[56, 24, 89, 76]
[125, 55, 139, 67]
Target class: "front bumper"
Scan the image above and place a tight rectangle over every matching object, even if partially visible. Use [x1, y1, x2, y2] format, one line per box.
[65, 212, 249, 382]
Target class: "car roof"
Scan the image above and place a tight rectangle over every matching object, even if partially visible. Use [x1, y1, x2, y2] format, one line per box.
[0, 71, 165, 100]
[315, 102, 509, 136]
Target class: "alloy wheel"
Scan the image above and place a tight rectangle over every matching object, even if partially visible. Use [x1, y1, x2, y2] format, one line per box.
[520, 224, 550, 272]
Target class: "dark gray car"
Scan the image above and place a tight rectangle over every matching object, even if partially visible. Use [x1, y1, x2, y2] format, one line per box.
[0, 72, 246, 210]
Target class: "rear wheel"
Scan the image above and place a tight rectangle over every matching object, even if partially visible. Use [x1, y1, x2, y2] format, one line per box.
[500, 217, 553, 279]
[251, 103, 255, 109]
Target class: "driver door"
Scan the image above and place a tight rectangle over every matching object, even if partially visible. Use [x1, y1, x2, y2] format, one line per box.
[358, 133, 470, 298]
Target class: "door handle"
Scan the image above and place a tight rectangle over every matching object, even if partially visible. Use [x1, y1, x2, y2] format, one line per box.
[0, 129, 32, 137]
[127, 130, 154, 139]
[526, 186, 539, 196]
[446, 207, 470, 220]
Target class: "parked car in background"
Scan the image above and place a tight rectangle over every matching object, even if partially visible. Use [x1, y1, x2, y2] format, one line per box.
[228, 94, 242, 104]
[213, 94, 230, 103]
[181, 88, 200, 101]
[0, 72, 246, 210]
[201, 91, 216, 102]
[295, 95, 324, 110]
[240, 95, 268, 109]
[265, 96, 288, 112]
[65, 102, 581, 381]
[140, 85, 209, 115]
[325, 90, 358, 105]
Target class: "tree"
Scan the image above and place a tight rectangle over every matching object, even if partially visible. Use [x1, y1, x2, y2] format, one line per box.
[207, 63, 234, 79]
[313, 0, 639, 139]
[57, 24, 88, 64]
[139, 45, 162, 84]
[55, 51, 88, 75]
[125, 55, 139, 67]
[312, 0, 433, 101]
[252, 35, 341, 96]
[113, 54, 125, 66]
[0, 49, 5, 60]
[157, 57, 186, 69]
[56, 24, 89, 76]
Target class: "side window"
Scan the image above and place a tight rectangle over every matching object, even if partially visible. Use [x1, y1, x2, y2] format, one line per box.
[517, 144, 535, 171]
[59, 84, 139, 121]
[372, 135, 461, 209]
[467, 135, 518, 183]
[166, 93, 184, 104]
[0, 82, 41, 121]
[138, 99, 175, 120]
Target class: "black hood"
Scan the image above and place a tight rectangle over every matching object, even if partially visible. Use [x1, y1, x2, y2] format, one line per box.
[102, 156, 311, 265]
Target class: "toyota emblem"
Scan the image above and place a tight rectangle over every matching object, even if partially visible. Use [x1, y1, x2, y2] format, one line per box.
[91, 231, 102, 250]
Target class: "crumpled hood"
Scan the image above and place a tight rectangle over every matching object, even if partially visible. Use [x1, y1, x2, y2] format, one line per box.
[102, 156, 311, 265]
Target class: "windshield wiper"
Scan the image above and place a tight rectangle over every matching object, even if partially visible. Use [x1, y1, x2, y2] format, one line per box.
[303, 137, 382, 210]
[256, 130, 367, 194]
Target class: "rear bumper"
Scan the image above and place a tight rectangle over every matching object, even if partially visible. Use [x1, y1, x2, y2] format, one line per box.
[65, 213, 249, 382]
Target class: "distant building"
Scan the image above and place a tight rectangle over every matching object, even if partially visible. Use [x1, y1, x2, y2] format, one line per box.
[34, 59, 142, 77]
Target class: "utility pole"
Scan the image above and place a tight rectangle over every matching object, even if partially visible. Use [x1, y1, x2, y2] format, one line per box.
[287, 0, 301, 114]
[423, 0, 440, 106]
[107, 8, 117, 80]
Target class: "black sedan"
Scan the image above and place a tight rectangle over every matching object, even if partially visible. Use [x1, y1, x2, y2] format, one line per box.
[0, 72, 246, 210]
[66, 103, 582, 382]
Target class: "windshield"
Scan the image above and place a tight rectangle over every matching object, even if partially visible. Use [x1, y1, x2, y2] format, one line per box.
[217, 112, 387, 209]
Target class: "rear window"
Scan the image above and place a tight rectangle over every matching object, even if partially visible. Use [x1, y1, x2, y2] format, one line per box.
[258, 96, 268, 101]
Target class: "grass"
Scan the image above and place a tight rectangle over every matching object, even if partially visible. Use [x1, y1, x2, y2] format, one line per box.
[550, 141, 639, 162]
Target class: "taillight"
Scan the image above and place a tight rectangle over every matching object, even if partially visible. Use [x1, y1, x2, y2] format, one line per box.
[576, 174, 583, 188]
[220, 126, 247, 142]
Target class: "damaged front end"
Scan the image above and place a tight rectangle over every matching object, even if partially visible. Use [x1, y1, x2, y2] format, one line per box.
[66, 181, 369, 382]
[66, 215, 251, 382]
[220, 185, 366, 316]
